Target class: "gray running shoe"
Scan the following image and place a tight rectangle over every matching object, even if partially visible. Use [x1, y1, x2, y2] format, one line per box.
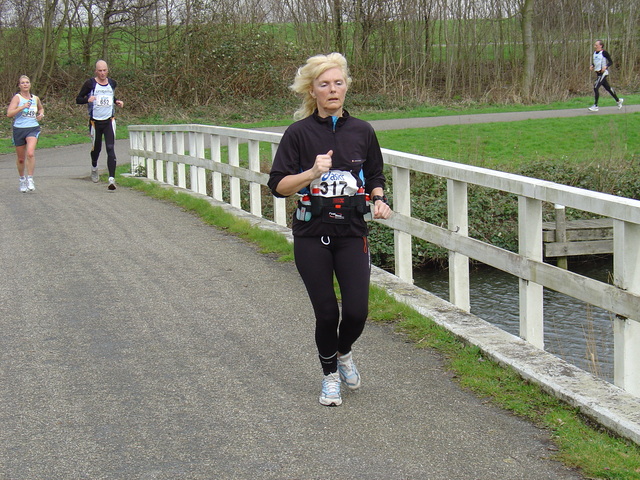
[27, 177, 35, 191]
[91, 168, 99, 183]
[338, 351, 361, 390]
[617, 98, 624, 109]
[108, 177, 116, 191]
[588, 105, 599, 112]
[19, 177, 27, 193]
[319, 372, 342, 406]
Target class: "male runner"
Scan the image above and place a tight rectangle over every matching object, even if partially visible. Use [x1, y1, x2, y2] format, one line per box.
[588, 40, 623, 112]
[76, 60, 124, 189]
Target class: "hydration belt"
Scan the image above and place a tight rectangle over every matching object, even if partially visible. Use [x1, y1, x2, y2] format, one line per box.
[296, 194, 370, 223]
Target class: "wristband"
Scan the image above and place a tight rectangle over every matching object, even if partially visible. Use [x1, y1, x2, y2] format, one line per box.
[372, 195, 388, 205]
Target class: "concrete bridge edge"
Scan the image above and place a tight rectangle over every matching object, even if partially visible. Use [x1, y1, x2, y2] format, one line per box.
[138, 177, 640, 446]
[368, 266, 640, 446]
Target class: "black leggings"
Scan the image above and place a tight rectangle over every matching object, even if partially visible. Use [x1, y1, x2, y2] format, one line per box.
[593, 75, 619, 105]
[90, 118, 117, 176]
[294, 235, 371, 374]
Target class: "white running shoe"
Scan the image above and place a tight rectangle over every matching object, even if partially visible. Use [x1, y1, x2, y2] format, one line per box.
[108, 177, 116, 190]
[91, 168, 99, 183]
[319, 372, 342, 406]
[617, 98, 624, 109]
[588, 105, 599, 112]
[27, 177, 35, 191]
[19, 177, 27, 193]
[338, 351, 361, 390]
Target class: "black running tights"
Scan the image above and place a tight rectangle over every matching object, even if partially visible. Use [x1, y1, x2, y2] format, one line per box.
[90, 118, 117, 177]
[294, 236, 370, 374]
[594, 75, 619, 105]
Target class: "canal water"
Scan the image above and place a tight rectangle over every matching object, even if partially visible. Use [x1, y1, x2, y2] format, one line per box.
[414, 258, 615, 381]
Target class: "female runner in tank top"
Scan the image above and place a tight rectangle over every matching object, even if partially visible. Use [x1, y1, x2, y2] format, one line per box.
[268, 53, 392, 406]
[7, 75, 44, 192]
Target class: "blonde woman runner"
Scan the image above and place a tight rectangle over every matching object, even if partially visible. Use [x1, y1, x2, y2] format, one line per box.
[268, 53, 392, 406]
[7, 75, 44, 192]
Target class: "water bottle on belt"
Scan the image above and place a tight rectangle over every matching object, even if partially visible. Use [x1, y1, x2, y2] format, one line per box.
[296, 194, 312, 221]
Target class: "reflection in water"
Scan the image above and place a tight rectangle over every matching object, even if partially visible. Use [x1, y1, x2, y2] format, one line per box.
[414, 259, 615, 381]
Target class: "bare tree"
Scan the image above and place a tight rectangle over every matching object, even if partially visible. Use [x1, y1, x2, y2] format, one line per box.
[33, 0, 72, 93]
[521, 0, 534, 101]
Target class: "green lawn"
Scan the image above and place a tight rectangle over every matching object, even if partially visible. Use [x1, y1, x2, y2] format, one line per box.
[377, 112, 639, 169]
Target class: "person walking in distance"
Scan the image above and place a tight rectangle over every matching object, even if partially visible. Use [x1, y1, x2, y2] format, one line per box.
[76, 60, 124, 190]
[268, 53, 392, 407]
[588, 40, 623, 112]
[7, 75, 44, 193]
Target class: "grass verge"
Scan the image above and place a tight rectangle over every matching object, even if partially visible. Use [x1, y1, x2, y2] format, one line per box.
[116, 165, 640, 479]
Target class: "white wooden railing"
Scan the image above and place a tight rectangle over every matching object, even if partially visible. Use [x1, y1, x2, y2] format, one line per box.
[128, 124, 640, 396]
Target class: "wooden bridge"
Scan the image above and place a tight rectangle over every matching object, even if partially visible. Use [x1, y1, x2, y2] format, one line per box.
[128, 123, 640, 445]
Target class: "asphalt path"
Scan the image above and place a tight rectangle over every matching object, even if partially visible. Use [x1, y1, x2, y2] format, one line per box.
[260, 103, 639, 134]
[368, 103, 639, 130]
[0, 116, 594, 479]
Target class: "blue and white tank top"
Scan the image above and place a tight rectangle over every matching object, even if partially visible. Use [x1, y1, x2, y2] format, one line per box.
[13, 94, 39, 128]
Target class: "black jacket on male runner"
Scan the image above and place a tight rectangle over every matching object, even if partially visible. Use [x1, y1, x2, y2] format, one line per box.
[75, 78, 118, 120]
[268, 109, 386, 238]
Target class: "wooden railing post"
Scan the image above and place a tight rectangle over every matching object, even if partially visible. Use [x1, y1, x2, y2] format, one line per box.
[210, 134, 222, 201]
[196, 132, 207, 195]
[555, 204, 568, 269]
[518, 196, 544, 349]
[228, 137, 241, 209]
[248, 139, 262, 217]
[448, 179, 470, 312]
[143, 131, 154, 180]
[176, 132, 186, 189]
[129, 131, 141, 174]
[154, 131, 164, 183]
[271, 143, 287, 227]
[188, 132, 198, 193]
[393, 165, 413, 284]
[166, 132, 175, 186]
[613, 219, 640, 395]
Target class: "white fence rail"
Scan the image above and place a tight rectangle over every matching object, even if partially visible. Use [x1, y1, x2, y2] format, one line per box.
[129, 124, 640, 396]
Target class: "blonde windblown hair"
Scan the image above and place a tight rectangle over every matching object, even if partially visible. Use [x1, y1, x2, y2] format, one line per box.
[290, 52, 352, 120]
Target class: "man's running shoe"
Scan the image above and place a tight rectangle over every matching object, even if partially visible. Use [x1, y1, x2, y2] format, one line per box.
[319, 372, 342, 406]
[588, 105, 599, 112]
[27, 177, 35, 192]
[338, 351, 361, 390]
[19, 177, 27, 193]
[91, 168, 99, 183]
[617, 98, 624, 109]
[108, 177, 116, 191]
